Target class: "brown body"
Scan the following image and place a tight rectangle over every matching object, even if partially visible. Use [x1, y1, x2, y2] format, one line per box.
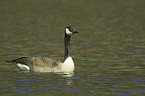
[7, 57, 63, 72]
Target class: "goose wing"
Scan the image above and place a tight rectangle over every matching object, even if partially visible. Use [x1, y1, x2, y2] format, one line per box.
[7, 57, 60, 68]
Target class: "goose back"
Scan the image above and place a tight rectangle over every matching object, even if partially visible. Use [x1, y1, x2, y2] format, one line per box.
[8, 57, 63, 72]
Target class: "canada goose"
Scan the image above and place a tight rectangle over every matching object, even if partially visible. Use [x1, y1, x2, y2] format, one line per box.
[7, 26, 79, 73]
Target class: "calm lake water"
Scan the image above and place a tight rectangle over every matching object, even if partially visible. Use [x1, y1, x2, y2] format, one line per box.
[0, 0, 145, 96]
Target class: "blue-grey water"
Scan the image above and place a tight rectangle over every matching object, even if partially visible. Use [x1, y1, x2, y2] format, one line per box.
[0, 0, 145, 95]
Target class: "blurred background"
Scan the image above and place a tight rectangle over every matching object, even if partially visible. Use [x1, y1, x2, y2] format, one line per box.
[0, 0, 145, 95]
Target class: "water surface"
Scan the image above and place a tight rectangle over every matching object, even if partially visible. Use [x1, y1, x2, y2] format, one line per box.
[0, 0, 145, 95]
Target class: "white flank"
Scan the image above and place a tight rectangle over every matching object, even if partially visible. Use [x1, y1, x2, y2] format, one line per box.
[62, 57, 74, 72]
[66, 28, 73, 35]
[17, 63, 30, 71]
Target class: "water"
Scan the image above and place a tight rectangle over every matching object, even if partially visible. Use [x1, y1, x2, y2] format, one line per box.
[0, 0, 145, 95]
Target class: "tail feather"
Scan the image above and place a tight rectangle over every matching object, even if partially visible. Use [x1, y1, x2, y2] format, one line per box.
[7, 60, 13, 63]
[7, 57, 30, 71]
[7, 57, 29, 64]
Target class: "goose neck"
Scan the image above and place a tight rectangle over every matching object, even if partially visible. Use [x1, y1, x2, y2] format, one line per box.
[64, 32, 71, 59]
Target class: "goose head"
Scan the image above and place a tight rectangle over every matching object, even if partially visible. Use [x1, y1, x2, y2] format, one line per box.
[65, 26, 79, 36]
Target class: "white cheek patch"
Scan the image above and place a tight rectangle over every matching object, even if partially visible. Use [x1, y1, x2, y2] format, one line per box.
[66, 28, 73, 35]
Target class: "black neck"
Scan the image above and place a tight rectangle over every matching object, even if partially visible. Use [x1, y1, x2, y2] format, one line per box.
[64, 32, 71, 59]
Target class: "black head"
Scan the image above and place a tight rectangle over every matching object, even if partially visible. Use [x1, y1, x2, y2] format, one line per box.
[65, 26, 79, 35]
